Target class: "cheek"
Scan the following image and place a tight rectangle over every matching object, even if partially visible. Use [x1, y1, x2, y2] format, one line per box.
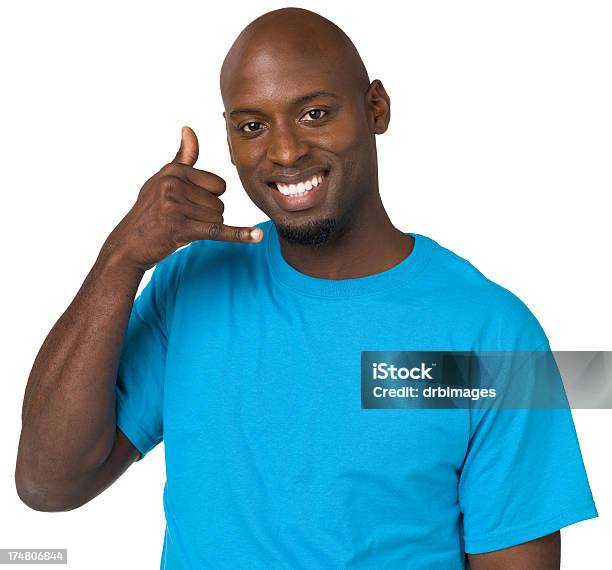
[230, 141, 265, 195]
[319, 115, 368, 160]
[227, 122, 270, 165]
[231, 139, 263, 169]
[230, 150, 269, 207]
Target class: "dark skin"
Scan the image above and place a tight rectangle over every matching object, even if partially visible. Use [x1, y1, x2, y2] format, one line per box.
[467, 532, 560, 569]
[15, 6, 561, 567]
[220, 8, 412, 279]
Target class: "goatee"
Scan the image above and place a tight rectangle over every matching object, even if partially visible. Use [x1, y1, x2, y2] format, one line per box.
[275, 218, 339, 247]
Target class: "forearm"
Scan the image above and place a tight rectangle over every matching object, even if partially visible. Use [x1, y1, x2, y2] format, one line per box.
[16, 242, 145, 504]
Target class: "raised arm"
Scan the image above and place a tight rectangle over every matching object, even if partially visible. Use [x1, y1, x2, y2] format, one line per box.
[15, 127, 263, 511]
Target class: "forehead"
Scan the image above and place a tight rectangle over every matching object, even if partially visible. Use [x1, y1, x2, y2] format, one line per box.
[221, 40, 354, 110]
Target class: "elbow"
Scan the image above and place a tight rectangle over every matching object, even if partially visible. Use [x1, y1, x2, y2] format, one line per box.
[15, 482, 84, 512]
[14, 433, 109, 512]
[14, 463, 84, 512]
[15, 478, 78, 512]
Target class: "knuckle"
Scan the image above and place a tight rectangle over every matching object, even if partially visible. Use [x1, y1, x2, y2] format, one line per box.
[204, 207, 223, 224]
[205, 174, 226, 194]
[160, 175, 181, 200]
[160, 163, 179, 176]
[206, 196, 224, 213]
[210, 212, 224, 225]
[207, 222, 221, 240]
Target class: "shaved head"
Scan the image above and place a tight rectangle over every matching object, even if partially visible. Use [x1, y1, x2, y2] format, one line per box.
[218, 7, 390, 247]
[220, 8, 370, 103]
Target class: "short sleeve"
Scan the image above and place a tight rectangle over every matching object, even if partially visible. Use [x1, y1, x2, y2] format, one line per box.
[115, 248, 187, 461]
[459, 341, 598, 553]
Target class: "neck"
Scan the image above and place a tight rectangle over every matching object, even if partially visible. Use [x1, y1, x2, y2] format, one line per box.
[275, 192, 414, 280]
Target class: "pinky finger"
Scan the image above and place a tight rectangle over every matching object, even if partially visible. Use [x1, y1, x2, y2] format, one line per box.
[176, 219, 264, 245]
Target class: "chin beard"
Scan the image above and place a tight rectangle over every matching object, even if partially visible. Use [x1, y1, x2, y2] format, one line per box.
[275, 217, 339, 246]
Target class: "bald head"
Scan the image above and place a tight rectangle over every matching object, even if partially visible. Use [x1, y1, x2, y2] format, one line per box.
[220, 8, 370, 102]
[218, 8, 391, 245]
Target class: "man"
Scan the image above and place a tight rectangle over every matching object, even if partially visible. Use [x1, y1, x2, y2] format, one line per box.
[16, 7, 597, 569]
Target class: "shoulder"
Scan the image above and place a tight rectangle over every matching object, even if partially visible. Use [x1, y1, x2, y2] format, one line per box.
[422, 235, 549, 350]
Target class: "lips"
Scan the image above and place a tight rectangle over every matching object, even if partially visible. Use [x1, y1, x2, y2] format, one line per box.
[270, 171, 326, 197]
[268, 167, 328, 192]
[267, 169, 329, 212]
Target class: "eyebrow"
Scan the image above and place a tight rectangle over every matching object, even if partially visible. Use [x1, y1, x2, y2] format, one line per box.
[228, 90, 338, 119]
[291, 90, 338, 106]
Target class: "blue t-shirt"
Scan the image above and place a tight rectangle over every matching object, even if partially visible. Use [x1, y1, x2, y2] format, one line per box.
[116, 219, 597, 569]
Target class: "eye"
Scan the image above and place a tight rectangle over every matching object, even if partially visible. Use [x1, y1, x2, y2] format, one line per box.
[240, 121, 264, 134]
[300, 109, 327, 122]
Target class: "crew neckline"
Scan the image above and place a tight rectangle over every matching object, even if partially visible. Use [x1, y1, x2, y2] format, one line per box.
[263, 219, 436, 298]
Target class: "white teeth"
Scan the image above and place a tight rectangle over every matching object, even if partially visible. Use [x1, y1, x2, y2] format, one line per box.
[274, 171, 325, 197]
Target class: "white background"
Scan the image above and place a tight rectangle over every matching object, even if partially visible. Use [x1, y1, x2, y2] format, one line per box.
[1, 1, 610, 568]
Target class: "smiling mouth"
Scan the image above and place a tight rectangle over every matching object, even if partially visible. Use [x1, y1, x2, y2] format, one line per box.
[268, 170, 328, 198]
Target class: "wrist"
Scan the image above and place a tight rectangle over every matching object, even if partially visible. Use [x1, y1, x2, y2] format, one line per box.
[97, 240, 147, 279]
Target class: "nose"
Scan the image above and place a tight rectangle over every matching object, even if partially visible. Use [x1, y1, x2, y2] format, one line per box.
[266, 123, 309, 166]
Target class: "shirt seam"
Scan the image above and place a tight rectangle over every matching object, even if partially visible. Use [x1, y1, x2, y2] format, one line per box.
[267, 237, 439, 300]
[463, 500, 597, 546]
[116, 393, 161, 456]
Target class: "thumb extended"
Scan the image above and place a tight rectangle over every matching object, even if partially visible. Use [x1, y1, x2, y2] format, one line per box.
[173, 126, 199, 166]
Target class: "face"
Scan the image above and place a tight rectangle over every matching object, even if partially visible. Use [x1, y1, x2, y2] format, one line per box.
[221, 40, 388, 245]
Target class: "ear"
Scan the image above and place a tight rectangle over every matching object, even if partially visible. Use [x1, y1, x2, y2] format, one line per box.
[222, 111, 236, 166]
[365, 80, 391, 135]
